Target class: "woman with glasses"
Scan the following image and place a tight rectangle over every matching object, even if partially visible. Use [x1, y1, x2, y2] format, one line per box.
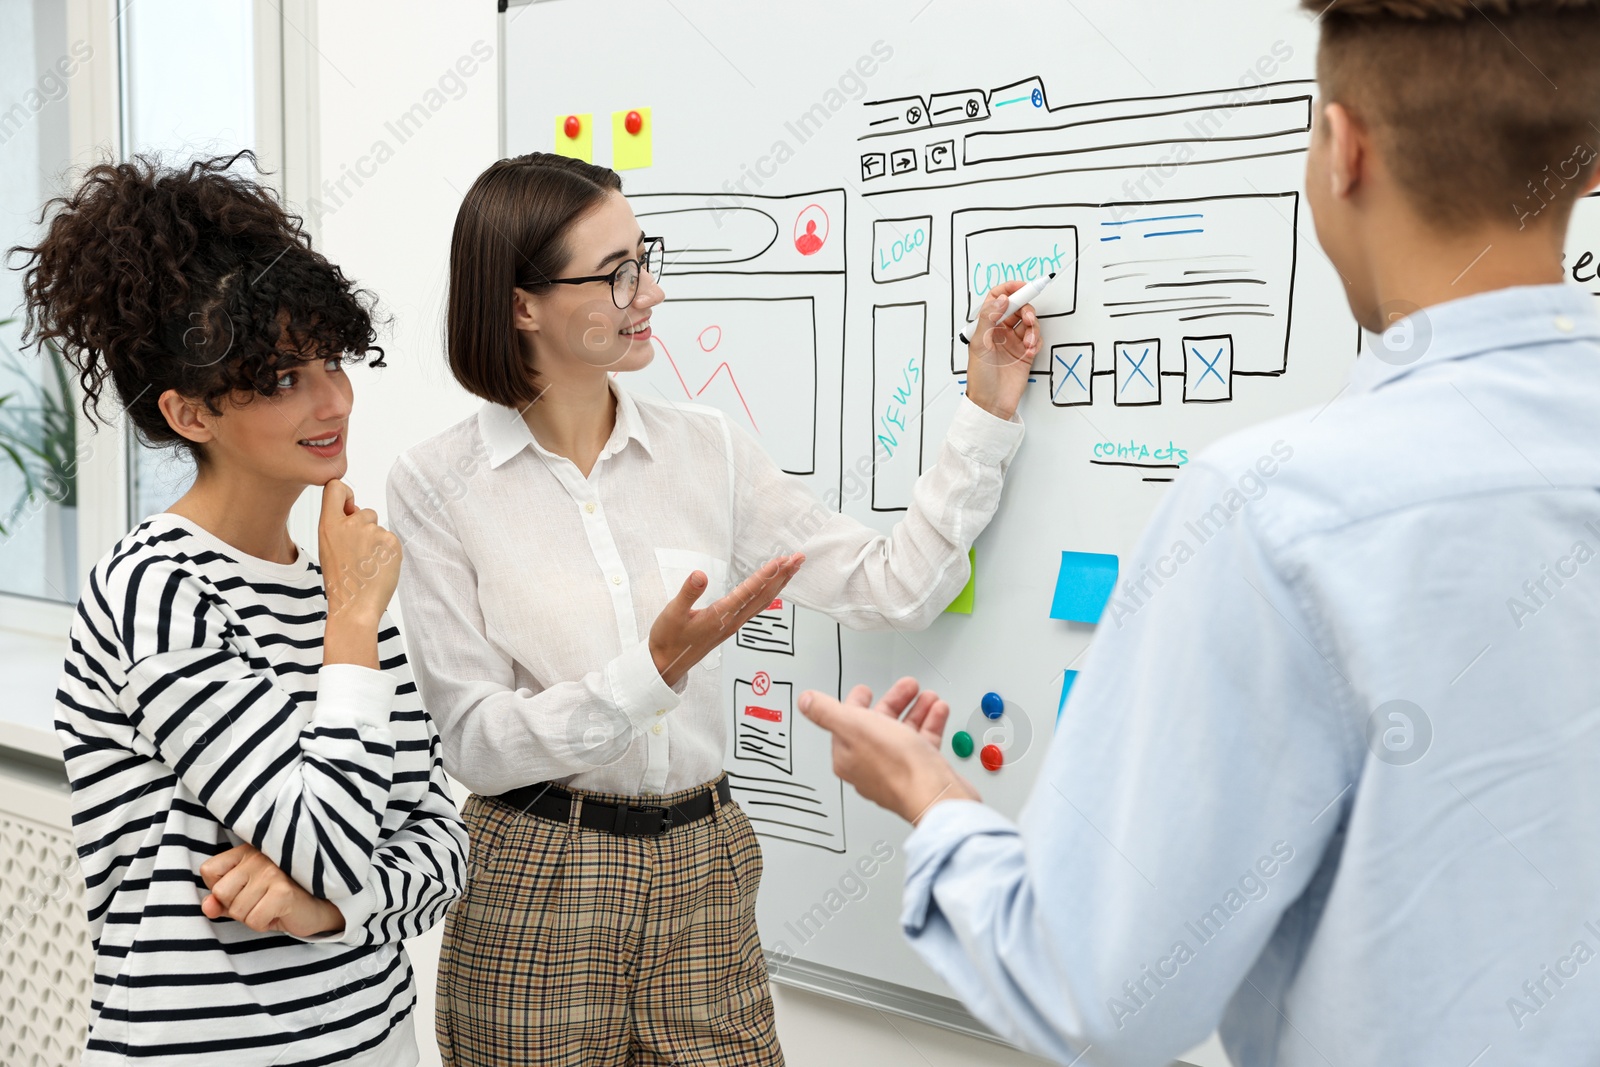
[386, 152, 1041, 1067]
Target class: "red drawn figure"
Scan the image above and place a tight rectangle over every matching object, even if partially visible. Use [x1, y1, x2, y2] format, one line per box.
[751, 671, 771, 696]
[793, 203, 829, 256]
[697, 325, 722, 352]
[650, 334, 760, 432]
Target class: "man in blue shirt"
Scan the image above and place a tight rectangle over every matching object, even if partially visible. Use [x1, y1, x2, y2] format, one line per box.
[799, 2, 1600, 1064]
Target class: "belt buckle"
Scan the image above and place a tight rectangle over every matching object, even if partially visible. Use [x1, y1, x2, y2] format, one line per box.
[615, 801, 669, 835]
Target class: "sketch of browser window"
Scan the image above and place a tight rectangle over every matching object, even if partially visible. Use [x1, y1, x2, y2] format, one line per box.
[857, 75, 1313, 488]
[628, 190, 845, 476]
[627, 191, 849, 852]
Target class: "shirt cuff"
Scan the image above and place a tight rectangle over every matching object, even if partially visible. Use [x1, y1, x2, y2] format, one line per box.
[901, 799, 1019, 935]
[946, 394, 1025, 466]
[316, 664, 397, 732]
[289, 882, 376, 946]
[606, 640, 684, 733]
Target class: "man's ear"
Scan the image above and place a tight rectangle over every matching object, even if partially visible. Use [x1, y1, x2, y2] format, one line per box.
[1322, 101, 1367, 203]
[511, 287, 540, 333]
[157, 389, 215, 447]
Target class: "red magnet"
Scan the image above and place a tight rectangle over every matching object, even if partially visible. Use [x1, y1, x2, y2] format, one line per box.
[980, 744, 1004, 772]
[563, 115, 582, 140]
[625, 110, 643, 135]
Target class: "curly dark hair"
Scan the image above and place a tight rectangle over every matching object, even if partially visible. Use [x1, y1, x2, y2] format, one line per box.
[6, 150, 385, 460]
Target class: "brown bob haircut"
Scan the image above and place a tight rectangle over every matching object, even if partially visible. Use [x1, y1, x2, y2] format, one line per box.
[1302, 0, 1600, 230]
[446, 152, 623, 408]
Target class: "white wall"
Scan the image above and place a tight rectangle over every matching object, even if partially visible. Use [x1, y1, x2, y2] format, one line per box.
[309, 1, 490, 520]
[306, 4, 1226, 1065]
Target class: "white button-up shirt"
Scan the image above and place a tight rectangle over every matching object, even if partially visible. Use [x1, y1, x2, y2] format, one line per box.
[387, 381, 1023, 797]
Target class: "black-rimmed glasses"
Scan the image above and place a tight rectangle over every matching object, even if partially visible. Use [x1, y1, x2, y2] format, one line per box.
[548, 237, 665, 309]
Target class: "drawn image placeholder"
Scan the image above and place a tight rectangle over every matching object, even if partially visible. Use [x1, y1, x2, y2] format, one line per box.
[1115, 339, 1161, 406]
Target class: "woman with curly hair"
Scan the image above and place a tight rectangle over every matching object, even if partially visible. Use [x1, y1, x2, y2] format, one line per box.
[10, 151, 466, 1066]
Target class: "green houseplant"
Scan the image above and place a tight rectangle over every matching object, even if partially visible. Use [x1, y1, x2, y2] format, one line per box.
[0, 316, 78, 538]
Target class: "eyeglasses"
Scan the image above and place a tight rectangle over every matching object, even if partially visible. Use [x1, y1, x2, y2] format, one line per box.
[548, 237, 665, 309]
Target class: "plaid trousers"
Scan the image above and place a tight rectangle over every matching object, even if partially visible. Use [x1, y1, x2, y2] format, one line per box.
[436, 775, 784, 1066]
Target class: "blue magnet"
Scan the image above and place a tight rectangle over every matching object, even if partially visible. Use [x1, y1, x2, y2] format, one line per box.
[981, 692, 1004, 719]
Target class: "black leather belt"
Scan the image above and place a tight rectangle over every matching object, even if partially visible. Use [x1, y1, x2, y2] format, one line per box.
[492, 775, 732, 837]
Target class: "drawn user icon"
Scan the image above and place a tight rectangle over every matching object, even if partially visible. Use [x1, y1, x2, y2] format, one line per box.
[793, 204, 829, 256]
[795, 220, 823, 256]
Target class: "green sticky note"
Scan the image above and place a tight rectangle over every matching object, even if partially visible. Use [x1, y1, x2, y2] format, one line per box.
[612, 107, 652, 170]
[554, 113, 592, 162]
[945, 548, 977, 614]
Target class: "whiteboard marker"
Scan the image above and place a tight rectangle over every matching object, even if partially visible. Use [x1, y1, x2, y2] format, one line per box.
[959, 272, 1056, 345]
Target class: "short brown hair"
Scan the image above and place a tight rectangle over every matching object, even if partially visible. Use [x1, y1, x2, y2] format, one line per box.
[446, 153, 622, 408]
[1303, 0, 1600, 229]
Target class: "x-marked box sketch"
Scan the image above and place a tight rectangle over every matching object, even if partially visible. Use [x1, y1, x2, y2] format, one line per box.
[1050, 343, 1094, 406]
[1115, 339, 1162, 406]
[1183, 334, 1234, 403]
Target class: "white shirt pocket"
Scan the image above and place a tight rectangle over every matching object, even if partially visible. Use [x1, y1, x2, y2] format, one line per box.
[655, 548, 731, 670]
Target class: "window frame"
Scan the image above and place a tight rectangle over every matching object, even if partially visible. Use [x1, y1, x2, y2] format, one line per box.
[0, 0, 316, 640]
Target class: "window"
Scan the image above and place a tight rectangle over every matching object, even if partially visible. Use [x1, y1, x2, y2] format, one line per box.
[120, 0, 257, 524]
[0, 0, 84, 603]
[0, 2, 302, 629]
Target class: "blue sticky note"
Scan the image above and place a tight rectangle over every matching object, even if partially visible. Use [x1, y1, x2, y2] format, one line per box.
[1050, 551, 1119, 623]
[1057, 670, 1079, 723]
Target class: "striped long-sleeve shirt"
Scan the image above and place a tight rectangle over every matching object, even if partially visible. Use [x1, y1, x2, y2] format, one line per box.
[54, 512, 468, 1066]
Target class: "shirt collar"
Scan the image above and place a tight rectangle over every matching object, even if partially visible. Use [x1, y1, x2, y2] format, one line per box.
[1349, 282, 1600, 395]
[477, 377, 654, 470]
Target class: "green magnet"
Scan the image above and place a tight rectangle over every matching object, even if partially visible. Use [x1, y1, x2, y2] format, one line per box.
[952, 731, 974, 758]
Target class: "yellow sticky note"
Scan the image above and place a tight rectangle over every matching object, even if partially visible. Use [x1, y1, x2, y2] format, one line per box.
[945, 549, 977, 615]
[612, 107, 653, 170]
[555, 113, 592, 162]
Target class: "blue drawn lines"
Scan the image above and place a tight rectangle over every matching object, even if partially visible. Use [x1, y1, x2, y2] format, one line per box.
[1121, 348, 1154, 392]
[995, 87, 1045, 107]
[1101, 214, 1204, 227]
[1101, 212, 1206, 240]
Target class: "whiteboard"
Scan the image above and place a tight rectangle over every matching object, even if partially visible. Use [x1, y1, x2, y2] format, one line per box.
[498, 0, 1506, 1041]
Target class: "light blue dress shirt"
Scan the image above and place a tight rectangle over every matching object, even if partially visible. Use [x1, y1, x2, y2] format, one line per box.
[902, 283, 1600, 1067]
